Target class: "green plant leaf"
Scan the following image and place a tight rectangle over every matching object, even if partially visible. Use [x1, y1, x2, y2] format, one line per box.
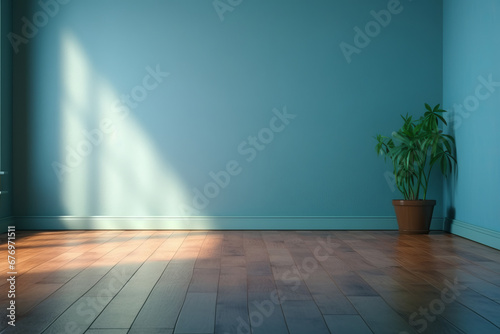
[434, 113, 446, 123]
[374, 103, 457, 200]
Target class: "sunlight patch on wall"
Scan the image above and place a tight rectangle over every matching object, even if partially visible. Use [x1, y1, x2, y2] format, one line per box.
[60, 30, 91, 216]
[59, 30, 191, 220]
[97, 84, 192, 216]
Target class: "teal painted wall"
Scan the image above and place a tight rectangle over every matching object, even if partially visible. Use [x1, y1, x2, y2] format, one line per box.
[443, 0, 500, 233]
[12, 0, 443, 222]
[1, 0, 13, 220]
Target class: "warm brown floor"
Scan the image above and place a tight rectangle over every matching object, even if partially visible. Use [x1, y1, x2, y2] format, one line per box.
[1, 231, 500, 334]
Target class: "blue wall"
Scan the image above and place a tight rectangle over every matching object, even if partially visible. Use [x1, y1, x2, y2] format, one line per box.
[1, 0, 13, 221]
[12, 0, 443, 225]
[443, 0, 500, 235]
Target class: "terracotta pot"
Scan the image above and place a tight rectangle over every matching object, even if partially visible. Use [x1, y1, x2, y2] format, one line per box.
[392, 200, 436, 234]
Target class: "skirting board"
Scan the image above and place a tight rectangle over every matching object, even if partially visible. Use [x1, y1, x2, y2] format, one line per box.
[445, 218, 500, 251]
[11, 216, 444, 231]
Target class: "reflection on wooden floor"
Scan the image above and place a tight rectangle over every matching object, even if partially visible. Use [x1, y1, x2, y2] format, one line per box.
[1, 230, 500, 333]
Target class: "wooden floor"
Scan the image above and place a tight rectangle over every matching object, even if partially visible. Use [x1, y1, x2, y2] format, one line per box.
[1, 230, 500, 334]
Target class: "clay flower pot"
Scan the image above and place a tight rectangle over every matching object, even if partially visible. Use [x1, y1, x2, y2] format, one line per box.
[392, 200, 436, 234]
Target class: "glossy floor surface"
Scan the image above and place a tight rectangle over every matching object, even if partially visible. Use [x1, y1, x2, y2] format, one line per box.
[1, 230, 500, 334]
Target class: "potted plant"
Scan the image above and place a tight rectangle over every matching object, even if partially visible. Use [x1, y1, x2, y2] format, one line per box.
[375, 104, 457, 234]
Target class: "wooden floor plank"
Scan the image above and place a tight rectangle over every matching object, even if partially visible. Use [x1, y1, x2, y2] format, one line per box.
[331, 272, 378, 297]
[0, 231, 123, 286]
[247, 291, 289, 334]
[128, 329, 173, 334]
[368, 282, 465, 334]
[281, 300, 330, 334]
[130, 232, 198, 330]
[461, 263, 500, 287]
[84, 330, 129, 334]
[174, 292, 217, 334]
[442, 302, 500, 334]
[130, 264, 193, 330]
[215, 267, 247, 334]
[32, 231, 163, 333]
[188, 268, 220, 293]
[0, 231, 124, 288]
[410, 268, 500, 333]
[438, 267, 500, 302]
[324, 314, 373, 334]
[454, 288, 500, 328]
[287, 240, 357, 315]
[1, 231, 155, 333]
[89, 235, 171, 329]
[348, 296, 418, 334]
[2, 230, 500, 334]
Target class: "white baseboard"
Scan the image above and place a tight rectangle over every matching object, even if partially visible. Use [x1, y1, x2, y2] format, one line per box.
[445, 218, 500, 251]
[11, 216, 444, 231]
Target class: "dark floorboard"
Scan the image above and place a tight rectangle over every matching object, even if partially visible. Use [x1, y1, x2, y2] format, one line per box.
[1, 230, 500, 333]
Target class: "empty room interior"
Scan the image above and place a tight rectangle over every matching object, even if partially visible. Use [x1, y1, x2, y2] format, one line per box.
[1, 0, 500, 333]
